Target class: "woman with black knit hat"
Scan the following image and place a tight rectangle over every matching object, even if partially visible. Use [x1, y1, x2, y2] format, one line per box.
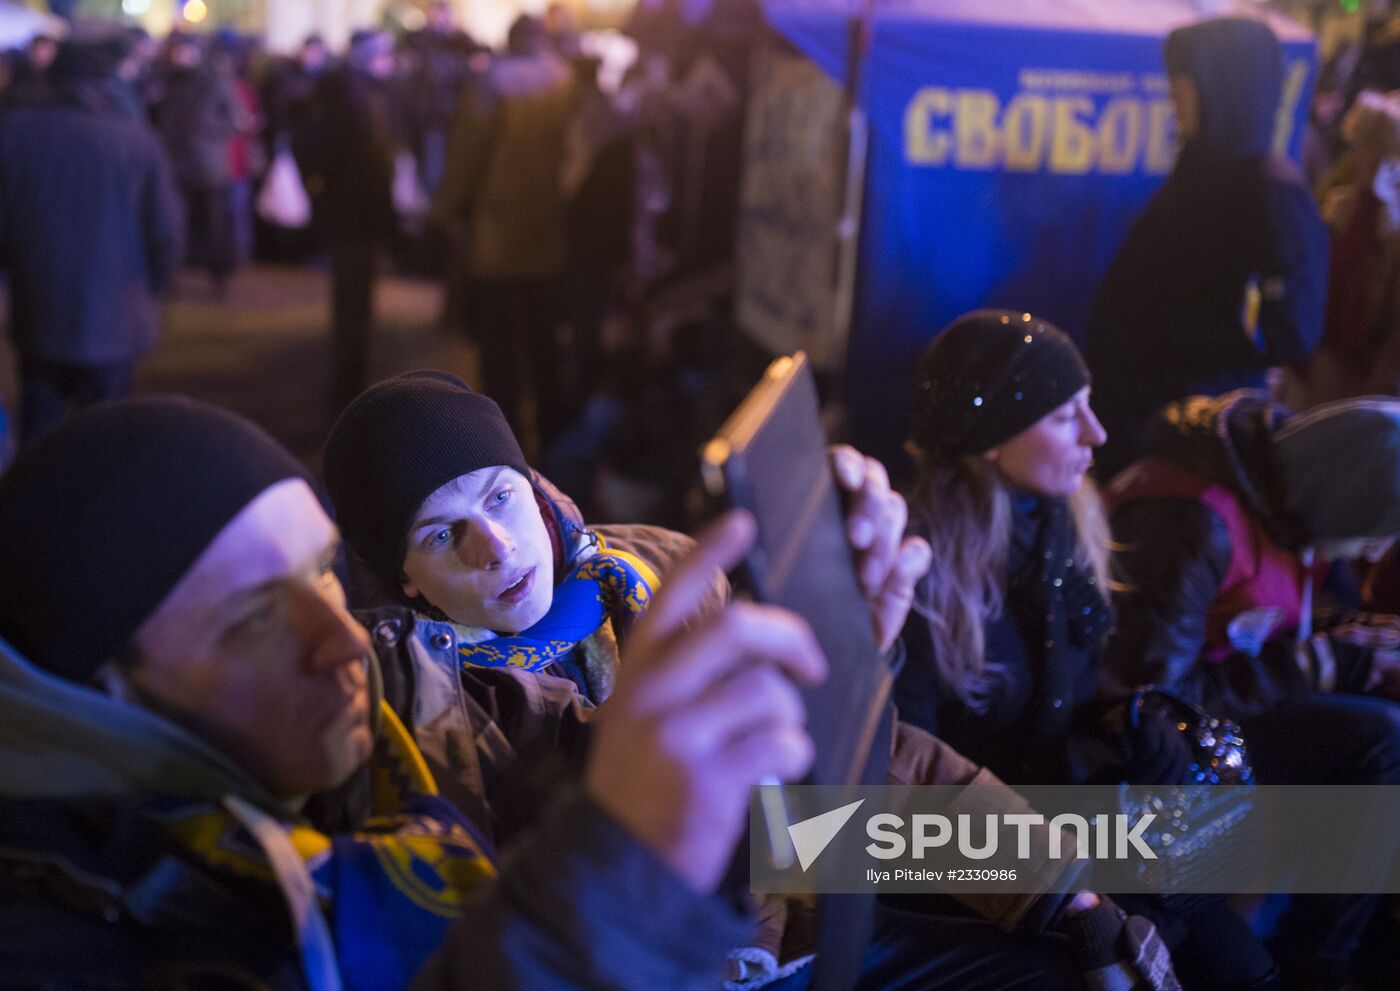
[895, 309, 1112, 784]
[895, 310, 1279, 991]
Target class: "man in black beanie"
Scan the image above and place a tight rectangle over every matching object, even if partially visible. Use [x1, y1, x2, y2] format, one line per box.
[324, 369, 931, 708]
[0, 395, 831, 989]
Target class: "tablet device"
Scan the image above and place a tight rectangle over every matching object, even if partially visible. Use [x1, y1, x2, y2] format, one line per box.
[700, 352, 890, 790]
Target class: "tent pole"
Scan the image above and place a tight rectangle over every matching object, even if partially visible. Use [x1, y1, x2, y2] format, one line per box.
[830, 0, 875, 387]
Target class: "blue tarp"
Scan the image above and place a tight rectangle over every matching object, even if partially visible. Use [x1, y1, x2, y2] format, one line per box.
[762, 0, 1316, 468]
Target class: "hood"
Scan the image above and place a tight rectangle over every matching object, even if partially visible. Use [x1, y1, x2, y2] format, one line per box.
[1273, 397, 1400, 542]
[1165, 17, 1282, 159]
[1140, 391, 1299, 544]
[0, 633, 281, 811]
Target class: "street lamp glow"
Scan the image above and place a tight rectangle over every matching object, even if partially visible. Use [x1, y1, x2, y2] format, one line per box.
[121, 0, 151, 14]
[183, 0, 208, 23]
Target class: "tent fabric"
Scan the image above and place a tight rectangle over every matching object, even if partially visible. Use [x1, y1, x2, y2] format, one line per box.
[763, 0, 1313, 44]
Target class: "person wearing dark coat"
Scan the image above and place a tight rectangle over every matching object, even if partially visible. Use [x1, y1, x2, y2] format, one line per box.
[431, 15, 577, 455]
[309, 30, 400, 406]
[895, 312, 1114, 784]
[1105, 391, 1400, 987]
[1086, 17, 1329, 479]
[155, 33, 238, 294]
[405, 1, 481, 195]
[0, 39, 181, 444]
[895, 311, 1277, 991]
[0, 398, 765, 990]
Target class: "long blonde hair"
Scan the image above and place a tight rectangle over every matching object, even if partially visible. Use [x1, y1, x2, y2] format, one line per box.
[907, 450, 1112, 710]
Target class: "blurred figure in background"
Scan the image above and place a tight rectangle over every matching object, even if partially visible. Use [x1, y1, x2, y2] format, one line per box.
[405, 0, 479, 197]
[264, 32, 327, 166]
[212, 30, 264, 272]
[0, 38, 181, 444]
[1086, 18, 1329, 479]
[433, 14, 576, 457]
[311, 29, 400, 406]
[261, 34, 329, 259]
[156, 32, 238, 296]
[2, 32, 59, 105]
[1284, 90, 1400, 409]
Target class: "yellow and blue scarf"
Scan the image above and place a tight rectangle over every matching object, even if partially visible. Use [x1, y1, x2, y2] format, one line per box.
[162, 703, 495, 991]
[457, 544, 659, 673]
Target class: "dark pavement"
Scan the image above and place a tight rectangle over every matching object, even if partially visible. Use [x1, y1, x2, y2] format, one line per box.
[1, 263, 480, 469]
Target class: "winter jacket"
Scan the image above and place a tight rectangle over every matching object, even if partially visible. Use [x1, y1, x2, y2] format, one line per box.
[1104, 392, 1372, 718]
[0, 623, 752, 991]
[894, 495, 1112, 784]
[157, 64, 239, 188]
[0, 86, 182, 366]
[433, 50, 575, 279]
[310, 67, 399, 241]
[0, 86, 181, 366]
[1085, 19, 1328, 478]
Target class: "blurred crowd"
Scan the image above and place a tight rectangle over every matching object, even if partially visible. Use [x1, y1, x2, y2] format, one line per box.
[0, 0, 764, 509]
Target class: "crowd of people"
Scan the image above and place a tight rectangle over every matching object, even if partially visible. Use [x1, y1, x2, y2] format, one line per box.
[7, 5, 1400, 991]
[0, 0, 750, 470]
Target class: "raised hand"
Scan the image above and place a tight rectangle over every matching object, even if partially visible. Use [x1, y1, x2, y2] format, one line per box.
[585, 511, 827, 893]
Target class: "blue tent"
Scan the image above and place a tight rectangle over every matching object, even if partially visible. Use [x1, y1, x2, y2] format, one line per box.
[759, 0, 1316, 468]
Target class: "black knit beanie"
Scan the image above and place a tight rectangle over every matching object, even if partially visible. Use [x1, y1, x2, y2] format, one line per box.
[0, 397, 311, 683]
[323, 370, 529, 587]
[911, 309, 1091, 458]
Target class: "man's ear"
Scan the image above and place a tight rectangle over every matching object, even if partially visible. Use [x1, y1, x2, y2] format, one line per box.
[982, 447, 1000, 463]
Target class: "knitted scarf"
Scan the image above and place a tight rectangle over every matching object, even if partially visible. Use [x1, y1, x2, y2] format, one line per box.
[165, 702, 495, 991]
[456, 542, 659, 673]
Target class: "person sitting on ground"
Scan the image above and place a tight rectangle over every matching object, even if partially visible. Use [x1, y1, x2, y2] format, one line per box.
[895, 310, 1112, 785]
[894, 310, 1276, 991]
[1105, 390, 1400, 988]
[0, 397, 815, 990]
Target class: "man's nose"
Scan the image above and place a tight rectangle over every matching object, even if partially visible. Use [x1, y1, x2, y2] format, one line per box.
[306, 591, 373, 678]
[1081, 406, 1108, 448]
[461, 518, 515, 570]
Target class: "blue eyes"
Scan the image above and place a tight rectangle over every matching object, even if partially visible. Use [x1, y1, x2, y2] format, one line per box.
[422, 488, 512, 549]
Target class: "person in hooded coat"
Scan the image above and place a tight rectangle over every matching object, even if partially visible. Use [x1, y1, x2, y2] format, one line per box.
[1086, 18, 1329, 479]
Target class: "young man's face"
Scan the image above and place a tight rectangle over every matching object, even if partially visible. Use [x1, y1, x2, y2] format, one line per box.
[400, 466, 556, 633]
[126, 479, 374, 799]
